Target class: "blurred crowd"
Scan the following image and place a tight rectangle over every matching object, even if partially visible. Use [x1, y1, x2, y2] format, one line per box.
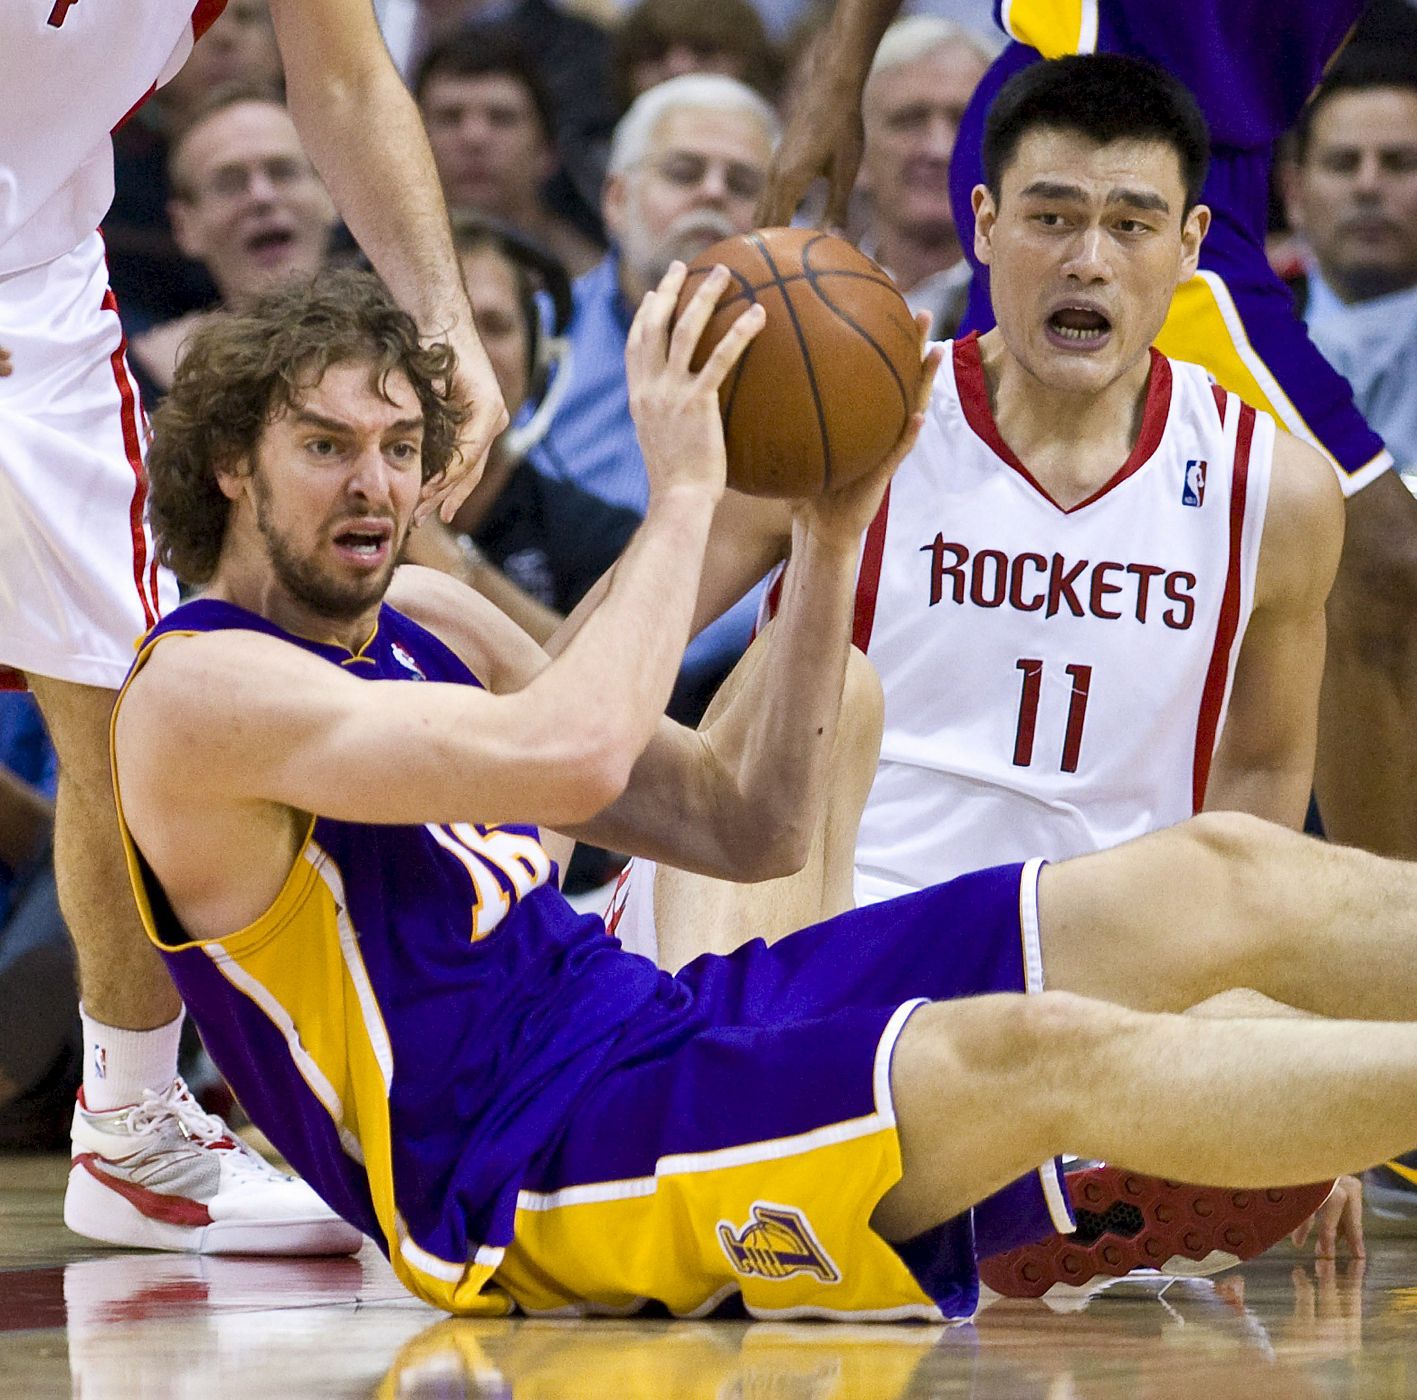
[4, 0, 1417, 1146]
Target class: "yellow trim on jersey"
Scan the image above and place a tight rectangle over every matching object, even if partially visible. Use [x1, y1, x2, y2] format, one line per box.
[999, 0, 1098, 56]
[110, 629, 510, 1316]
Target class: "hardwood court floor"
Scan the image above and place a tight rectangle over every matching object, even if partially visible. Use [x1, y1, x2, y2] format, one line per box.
[4, 1153, 1417, 1399]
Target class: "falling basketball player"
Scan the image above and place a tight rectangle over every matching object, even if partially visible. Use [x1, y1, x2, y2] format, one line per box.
[112, 261, 1417, 1322]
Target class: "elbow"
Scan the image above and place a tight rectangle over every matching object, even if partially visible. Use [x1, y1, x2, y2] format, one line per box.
[726, 811, 815, 883]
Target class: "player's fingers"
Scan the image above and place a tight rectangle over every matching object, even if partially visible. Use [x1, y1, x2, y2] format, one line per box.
[668, 264, 732, 372]
[824, 139, 862, 231]
[696, 301, 766, 390]
[912, 343, 944, 417]
[629, 262, 687, 365]
[1289, 1210, 1315, 1250]
[0, 346, 11, 377]
[1340, 1177, 1366, 1258]
[754, 167, 802, 228]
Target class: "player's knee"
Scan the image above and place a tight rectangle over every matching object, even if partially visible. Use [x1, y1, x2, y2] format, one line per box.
[1331, 477, 1417, 671]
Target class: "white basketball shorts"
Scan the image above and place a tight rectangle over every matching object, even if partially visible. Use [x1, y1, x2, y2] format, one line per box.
[0, 232, 176, 689]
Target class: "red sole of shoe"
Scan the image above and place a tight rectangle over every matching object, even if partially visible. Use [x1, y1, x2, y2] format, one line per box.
[977, 1166, 1335, 1298]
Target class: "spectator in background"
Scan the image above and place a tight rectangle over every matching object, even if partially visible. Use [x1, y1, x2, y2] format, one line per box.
[855, 17, 992, 336]
[0, 695, 76, 1151]
[1285, 50, 1417, 468]
[107, 0, 285, 330]
[611, 0, 781, 112]
[415, 31, 603, 275]
[375, 0, 617, 240]
[127, 88, 338, 401]
[528, 74, 779, 720]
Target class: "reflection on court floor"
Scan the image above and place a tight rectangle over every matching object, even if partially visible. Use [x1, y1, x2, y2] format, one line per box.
[1, 1154, 1410, 1399]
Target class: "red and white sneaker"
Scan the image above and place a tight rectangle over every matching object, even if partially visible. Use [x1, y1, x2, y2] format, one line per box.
[64, 1080, 364, 1256]
[978, 1165, 1334, 1298]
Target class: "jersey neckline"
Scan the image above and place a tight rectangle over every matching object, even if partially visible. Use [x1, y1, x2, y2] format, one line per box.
[951, 331, 1174, 515]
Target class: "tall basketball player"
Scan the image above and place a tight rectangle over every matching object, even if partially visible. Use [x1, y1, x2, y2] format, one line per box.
[602, 55, 1360, 1276]
[1, 0, 505, 1254]
[760, 0, 1417, 862]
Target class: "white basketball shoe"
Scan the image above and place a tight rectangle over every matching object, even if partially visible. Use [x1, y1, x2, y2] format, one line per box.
[64, 1078, 364, 1255]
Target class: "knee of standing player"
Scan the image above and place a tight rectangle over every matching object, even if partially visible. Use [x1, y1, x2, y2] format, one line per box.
[1331, 474, 1417, 671]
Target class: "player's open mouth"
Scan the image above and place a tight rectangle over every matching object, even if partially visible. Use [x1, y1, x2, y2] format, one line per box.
[1045, 305, 1112, 349]
[245, 227, 296, 261]
[332, 522, 393, 565]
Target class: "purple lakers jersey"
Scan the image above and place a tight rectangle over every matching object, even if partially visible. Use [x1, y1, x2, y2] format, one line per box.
[112, 597, 666, 1312]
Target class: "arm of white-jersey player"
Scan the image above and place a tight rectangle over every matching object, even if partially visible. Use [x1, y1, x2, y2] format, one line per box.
[1205, 433, 1344, 827]
[542, 487, 794, 662]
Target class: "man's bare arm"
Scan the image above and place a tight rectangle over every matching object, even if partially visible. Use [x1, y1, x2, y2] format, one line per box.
[756, 0, 903, 227]
[1205, 433, 1344, 826]
[267, 0, 507, 521]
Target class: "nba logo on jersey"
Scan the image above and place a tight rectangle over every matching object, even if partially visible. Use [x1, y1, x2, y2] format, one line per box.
[718, 1204, 841, 1283]
[1182, 459, 1207, 507]
[391, 642, 426, 679]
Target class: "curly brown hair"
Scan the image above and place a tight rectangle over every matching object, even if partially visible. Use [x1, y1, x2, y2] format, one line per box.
[146, 269, 471, 584]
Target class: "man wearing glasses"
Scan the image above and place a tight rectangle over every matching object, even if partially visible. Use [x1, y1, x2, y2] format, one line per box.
[525, 73, 779, 721]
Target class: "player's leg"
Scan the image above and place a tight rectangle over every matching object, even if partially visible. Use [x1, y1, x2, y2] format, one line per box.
[1, 239, 358, 1254]
[1317, 470, 1417, 857]
[652, 633, 883, 968]
[875, 990, 1417, 1243]
[1038, 811, 1417, 1022]
[25, 676, 179, 1033]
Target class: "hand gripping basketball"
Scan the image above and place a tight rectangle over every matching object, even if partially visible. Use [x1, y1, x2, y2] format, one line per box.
[627, 261, 767, 503]
[674, 228, 925, 499]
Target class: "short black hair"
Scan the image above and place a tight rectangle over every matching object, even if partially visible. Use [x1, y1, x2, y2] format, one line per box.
[983, 54, 1211, 213]
[1294, 46, 1417, 162]
[414, 26, 557, 142]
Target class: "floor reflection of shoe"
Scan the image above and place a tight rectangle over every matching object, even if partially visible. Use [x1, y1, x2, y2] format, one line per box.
[64, 1079, 364, 1255]
[977, 1166, 1333, 1299]
[1363, 1153, 1417, 1235]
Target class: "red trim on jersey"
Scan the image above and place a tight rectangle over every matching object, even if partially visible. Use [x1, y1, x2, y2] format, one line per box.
[191, 0, 229, 43]
[0, 668, 26, 692]
[1211, 383, 1228, 423]
[112, 2, 228, 132]
[102, 288, 159, 631]
[852, 487, 892, 652]
[952, 332, 1174, 514]
[1192, 402, 1256, 811]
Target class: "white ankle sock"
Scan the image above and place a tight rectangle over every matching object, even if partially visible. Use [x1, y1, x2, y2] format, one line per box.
[79, 1004, 184, 1112]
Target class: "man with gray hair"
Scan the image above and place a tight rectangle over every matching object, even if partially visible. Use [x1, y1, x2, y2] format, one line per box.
[526, 74, 781, 721]
[857, 18, 994, 337]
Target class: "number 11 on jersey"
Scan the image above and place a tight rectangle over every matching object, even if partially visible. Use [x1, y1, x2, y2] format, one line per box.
[1013, 659, 1093, 773]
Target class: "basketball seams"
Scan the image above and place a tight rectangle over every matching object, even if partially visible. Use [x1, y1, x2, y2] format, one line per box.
[717, 268, 759, 442]
[698, 266, 904, 313]
[749, 230, 833, 492]
[799, 235, 914, 420]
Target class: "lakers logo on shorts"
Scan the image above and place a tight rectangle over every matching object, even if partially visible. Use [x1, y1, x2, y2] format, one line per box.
[717, 1203, 841, 1284]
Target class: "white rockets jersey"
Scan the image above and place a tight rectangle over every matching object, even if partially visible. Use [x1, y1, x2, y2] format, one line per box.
[850, 334, 1274, 904]
[0, 1, 225, 277]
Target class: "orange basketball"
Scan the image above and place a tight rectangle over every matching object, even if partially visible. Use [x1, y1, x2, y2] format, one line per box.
[675, 227, 921, 498]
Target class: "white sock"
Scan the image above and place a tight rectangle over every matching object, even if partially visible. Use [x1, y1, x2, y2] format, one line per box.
[79, 1004, 184, 1112]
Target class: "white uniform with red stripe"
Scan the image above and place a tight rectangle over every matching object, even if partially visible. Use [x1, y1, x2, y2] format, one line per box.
[0, 1, 224, 684]
[851, 334, 1273, 904]
[606, 334, 1274, 957]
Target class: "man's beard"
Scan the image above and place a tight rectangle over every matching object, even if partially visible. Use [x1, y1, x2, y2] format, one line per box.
[253, 474, 401, 622]
[643, 210, 740, 286]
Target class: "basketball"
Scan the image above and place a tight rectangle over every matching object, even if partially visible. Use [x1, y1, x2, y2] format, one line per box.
[675, 227, 922, 498]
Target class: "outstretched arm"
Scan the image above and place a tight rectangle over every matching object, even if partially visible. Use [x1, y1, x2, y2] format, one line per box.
[756, 0, 903, 227]
[268, 0, 507, 522]
[1205, 433, 1344, 826]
